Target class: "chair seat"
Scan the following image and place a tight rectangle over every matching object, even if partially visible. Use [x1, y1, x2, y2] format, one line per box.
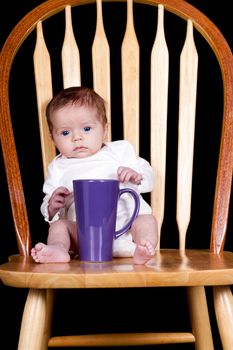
[1, 250, 233, 289]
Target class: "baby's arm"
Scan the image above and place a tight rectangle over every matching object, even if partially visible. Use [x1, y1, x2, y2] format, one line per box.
[117, 166, 143, 185]
[48, 186, 71, 220]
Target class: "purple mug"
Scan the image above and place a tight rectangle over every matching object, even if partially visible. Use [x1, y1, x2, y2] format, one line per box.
[73, 179, 140, 262]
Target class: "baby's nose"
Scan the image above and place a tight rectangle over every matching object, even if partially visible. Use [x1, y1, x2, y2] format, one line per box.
[72, 130, 82, 141]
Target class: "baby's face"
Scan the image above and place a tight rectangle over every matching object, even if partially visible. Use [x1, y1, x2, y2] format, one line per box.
[50, 104, 108, 158]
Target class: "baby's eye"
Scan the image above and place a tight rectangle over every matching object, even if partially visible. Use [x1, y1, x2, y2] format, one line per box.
[61, 130, 70, 136]
[83, 126, 91, 133]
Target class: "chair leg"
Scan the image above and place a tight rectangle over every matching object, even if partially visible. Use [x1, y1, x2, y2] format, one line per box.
[41, 289, 54, 349]
[18, 288, 48, 350]
[213, 286, 233, 350]
[187, 286, 214, 350]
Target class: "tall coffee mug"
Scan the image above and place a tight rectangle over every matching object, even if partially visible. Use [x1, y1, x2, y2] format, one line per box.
[73, 179, 140, 262]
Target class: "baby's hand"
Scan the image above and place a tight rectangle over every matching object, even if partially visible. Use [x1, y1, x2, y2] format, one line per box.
[48, 186, 71, 219]
[117, 166, 142, 185]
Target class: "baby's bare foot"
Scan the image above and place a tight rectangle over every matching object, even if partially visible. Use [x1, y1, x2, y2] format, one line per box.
[31, 242, 70, 263]
[133, 240, 155, 265]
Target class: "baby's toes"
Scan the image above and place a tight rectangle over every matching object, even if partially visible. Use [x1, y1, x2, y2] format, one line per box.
[146, 242, 155, 255]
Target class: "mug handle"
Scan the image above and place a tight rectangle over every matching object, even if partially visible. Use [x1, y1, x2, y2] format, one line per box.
[115, 188, 140, 239]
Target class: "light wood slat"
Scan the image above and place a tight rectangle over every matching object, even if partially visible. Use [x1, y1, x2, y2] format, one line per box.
[177, 20, 198, 250]
[62, 5, 81, 89]
[33, 21, 56, 179]
[150, 5, 169, 247]
[92, 0, 111, 140]
[121, 0, 139, 153]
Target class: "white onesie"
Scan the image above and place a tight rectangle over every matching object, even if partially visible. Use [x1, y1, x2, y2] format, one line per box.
[41, 140, 155, 257]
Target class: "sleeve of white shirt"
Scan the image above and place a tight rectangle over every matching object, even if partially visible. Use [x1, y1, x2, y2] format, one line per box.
[40, 194, 64, 223]
[114, 140, 155, 193]
[136, 156, 155, 193]
[40, 157, 64, 223]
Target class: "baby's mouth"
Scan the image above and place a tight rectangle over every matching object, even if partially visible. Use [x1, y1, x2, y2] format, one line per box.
[74, 146, 87, 151]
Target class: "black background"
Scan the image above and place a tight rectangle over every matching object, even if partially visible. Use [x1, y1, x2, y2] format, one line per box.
[0, 1, 232, 349]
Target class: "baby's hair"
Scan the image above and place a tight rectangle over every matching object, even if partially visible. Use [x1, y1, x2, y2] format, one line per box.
[46, 86, 107, 132]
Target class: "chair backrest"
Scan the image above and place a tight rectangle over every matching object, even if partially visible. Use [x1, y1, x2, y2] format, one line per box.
[0, 0, 232, 257]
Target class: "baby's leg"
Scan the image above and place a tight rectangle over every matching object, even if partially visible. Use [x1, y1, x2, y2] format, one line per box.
[131, 214, 158, 264]
[31, 219, 77, 263]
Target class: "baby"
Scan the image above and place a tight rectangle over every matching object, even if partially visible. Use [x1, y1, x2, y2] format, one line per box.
[31, 86, 158, 264]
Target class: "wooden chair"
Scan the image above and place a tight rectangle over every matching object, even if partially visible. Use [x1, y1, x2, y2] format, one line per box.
[0, 0, 232, 348]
